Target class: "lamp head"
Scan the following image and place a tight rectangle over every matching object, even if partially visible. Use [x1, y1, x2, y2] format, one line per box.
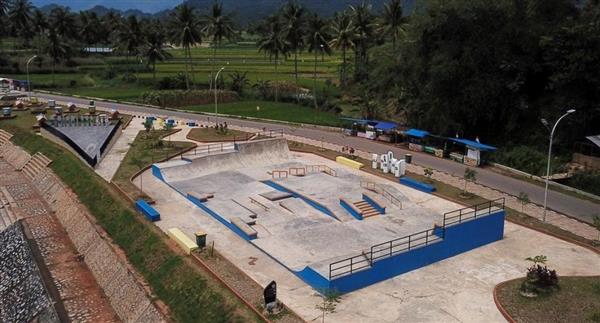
[567, 109, 576, 114]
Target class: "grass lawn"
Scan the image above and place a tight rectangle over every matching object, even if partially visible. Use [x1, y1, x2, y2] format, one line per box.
[0, 111, 260, 323]
[182, 100, 345, 127]
[187, 127, 253, 142]
[496, 276, 600, 322]
[112, 129, 195, 201]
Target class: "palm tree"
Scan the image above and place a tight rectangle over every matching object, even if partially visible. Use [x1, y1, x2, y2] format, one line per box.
[229, 71, 249, 94]
[0, 0, 11, 52]
[281, 1, 307, 88]
[102, 10, 122, 46]
[32, 9, 47, 54]
[329, 11, 356, 87]
[118, 15, 143, 64]
[79, 12, 97, 46]
[378, 0, 405, 50]
[49, 7, 76, 39]
[305, 14, 331, 109]
[8, 0, 34, 47]
[349, 3, 375, 81]
[168, 4, 202, 90]
[201, 1, 236, 90]
[258, 16, 288, 102]
[144, 27, 172, 82]
[45, 26, 70, 85]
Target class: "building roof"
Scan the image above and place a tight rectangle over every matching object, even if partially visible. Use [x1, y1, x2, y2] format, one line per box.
[587, 135, 600, 148]
[404, 128, 429, 138]
[374, 121, 398, 130]
[449, 138, 497, 152]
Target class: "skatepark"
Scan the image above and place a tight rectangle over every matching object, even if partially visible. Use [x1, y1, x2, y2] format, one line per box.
[151, 138, 506, 293]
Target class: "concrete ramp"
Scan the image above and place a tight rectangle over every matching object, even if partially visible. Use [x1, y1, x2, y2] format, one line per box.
[158, 138, 289, 183]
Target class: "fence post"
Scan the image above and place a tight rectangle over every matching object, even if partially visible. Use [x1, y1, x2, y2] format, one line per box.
[426, 230, 429, 244]
[408, 235, 411, 249]
[389, 241, 392, 256]
[350, 257, 353, 274]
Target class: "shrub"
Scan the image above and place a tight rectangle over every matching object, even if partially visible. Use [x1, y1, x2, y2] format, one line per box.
[520, 255, 559, 297]
[139, 89, 239, 107]
[122, 72, 137, 83]
[565, 171, 600, 196]
[492, 145, 568, 176]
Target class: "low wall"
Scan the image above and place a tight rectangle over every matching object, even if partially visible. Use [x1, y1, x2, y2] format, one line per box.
[295, 210, 505, 294]
[26, 165, 166, 321]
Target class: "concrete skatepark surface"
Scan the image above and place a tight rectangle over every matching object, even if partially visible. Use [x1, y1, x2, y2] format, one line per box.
[137, 147, 600, 322]
[155, 138, 459, 279]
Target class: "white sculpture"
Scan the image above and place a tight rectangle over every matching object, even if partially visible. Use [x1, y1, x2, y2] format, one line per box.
[372, 154, 378, 169]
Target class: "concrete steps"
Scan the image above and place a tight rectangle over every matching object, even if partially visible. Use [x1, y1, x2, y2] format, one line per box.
[353, 201, 381, 218]
[21, 153, 52, 180]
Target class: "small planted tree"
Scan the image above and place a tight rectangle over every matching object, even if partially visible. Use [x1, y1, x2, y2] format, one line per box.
[517, 192, 530, 213]
[142, 119, 153, 138]
[163, 122, 174, 147]
[424, 167, 434, 183]
[129, 154, 145, 197]
[462, 167, 477, 197]
[315, 290, 341, 323]
[520, 255, 559, 297]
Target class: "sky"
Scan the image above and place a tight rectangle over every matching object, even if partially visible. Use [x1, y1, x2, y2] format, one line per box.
[31, 0, 184, 13]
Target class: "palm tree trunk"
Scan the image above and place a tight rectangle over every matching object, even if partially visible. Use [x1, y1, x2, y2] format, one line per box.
[274, 55, 279, 102]
[52, 61, 56, 86]
[341, 46, 347, 87]
[153, 61, 156, 82]
[313, 50, 318, 110]
[294, 49, 299, 102]
[189, 46, 196, 87]
[184, 46, 190, 90]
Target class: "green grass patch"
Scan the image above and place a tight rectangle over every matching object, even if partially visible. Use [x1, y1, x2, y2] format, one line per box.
[112, 129, 195, 201]
[496, 276, 600, 322]
[182, 100, 344, 127]
[187, 127, 253, 142]
[0, 111, 260, 323]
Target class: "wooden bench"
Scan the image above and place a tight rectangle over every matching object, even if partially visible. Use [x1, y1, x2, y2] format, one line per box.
[230, 217, 258, 239]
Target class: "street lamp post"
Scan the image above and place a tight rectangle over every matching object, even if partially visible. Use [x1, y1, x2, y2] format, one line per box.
[26, 55, 38, 98]
[541, 109, 576, 222]
[214, 66, 226, 125]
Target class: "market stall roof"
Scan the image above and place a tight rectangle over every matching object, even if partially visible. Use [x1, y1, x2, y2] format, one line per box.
[374, 121, 397, 130]
[405, 128, 429, 138]
[449, 138, 496, 152]
[587, 135, 600, 148]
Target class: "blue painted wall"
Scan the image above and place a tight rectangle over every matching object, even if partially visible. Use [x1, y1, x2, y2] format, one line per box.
[399, 177, 436, 193]
[151, 164, 165, 182]
[294, 210, 505, 294]
[362, 194, 386, 214]
[186, 194, 257, 241]
[339, 199, 363, 220]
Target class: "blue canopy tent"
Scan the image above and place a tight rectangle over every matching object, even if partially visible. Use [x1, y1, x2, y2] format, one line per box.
[341, 118, 399, 141]
[448, 137, 496, 166]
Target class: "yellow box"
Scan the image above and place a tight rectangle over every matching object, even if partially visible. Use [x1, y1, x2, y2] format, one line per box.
[168, 228, 198, 255]
[336, 156, 364, 169]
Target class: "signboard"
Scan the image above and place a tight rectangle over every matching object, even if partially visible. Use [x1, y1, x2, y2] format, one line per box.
[263, 281, 277, 305]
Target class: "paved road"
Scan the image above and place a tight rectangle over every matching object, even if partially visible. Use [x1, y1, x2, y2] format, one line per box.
[37, 92, 600, 223]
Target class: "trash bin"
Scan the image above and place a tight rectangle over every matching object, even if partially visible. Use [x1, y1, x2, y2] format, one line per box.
[195, 230, 207, 248]
[405, 154, 412, 164]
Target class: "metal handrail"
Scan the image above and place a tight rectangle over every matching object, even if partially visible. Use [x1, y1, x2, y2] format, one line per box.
[329, 198, 505, 280]
[360, 181, 403, 209]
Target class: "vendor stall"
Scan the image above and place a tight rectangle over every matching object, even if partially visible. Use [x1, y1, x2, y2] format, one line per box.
[448, 138, 496, 166]
[404, 129, 429, 152]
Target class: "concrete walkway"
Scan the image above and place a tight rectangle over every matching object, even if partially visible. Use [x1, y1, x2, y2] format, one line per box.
[35, 92, 599, 224]
[136, 152, 600, 323]
[95, 118, 144, 181]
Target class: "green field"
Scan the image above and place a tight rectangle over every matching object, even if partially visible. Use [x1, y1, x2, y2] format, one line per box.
[3, 44, 342, 102]
[182, 100, 346, 126]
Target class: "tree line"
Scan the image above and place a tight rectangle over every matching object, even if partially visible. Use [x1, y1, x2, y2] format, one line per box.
[1, 0, 599, 154]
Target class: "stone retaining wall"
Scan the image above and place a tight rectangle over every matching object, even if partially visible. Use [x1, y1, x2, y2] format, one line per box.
[4, 144, 166, 323]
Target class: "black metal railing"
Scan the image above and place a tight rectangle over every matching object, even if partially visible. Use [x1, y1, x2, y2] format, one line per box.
[328, 198, 505, 280]
[442, 198, 505, 227]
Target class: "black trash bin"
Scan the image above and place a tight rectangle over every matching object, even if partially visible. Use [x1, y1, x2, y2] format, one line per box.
[405, 154, 412, 164]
